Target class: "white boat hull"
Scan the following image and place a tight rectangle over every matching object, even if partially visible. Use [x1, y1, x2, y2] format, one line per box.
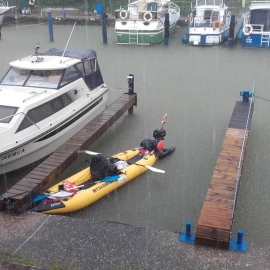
[0, 95, 107, 174]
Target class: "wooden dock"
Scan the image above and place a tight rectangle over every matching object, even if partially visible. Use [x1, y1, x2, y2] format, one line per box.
[195, 93, 254, 249]
[4, 93, 137, 212]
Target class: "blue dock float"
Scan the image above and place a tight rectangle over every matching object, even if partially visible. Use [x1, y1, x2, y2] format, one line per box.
[179, 222, 195, 244]
[230, 230, 247, 252]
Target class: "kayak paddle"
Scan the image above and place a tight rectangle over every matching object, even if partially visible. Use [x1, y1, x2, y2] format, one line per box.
[83, 150, 165, 173]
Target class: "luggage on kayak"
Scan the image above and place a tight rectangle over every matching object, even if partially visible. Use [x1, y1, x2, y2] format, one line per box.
[90, 154, 120, 181]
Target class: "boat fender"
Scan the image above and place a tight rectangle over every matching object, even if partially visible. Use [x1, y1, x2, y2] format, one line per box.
[29, 0, 35, 5]
[144, 11, 153, 22]
[243, 24, 253, 36]
[212, 21, 221, 30]
[120, 9, 128, 20]
[157, 140, 164, 152]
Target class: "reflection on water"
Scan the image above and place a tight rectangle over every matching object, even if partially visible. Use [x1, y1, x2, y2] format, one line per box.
[1, 22, 270, 246]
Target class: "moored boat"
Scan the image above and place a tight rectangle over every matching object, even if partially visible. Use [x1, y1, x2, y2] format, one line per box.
[28, 115, 175, 214]
[182, 0, 232, 46]
[0, 45, 108, 174]
[114, 0, 180, 45]
[238, 0, 270, 47]
[0, 3, 16, 26]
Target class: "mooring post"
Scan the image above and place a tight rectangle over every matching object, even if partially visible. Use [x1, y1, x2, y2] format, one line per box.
[240, 90, 252, 102]
[47, 10, 54, 42]
[127, 74, 135, 114]
[237, 230, 243, 244]
[102, 12, 107, 44]
[229, 229, 247, 252]
[164, 13, 169, 45]
[228, 15, 236, 47]
[179, 221, 195, 243]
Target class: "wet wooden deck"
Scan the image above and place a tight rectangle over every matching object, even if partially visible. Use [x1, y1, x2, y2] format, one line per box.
[195, 99, 254, 249]
[5, 93, 137, 210]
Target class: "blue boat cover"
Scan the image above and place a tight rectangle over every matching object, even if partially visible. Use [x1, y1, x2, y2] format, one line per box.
[40, 48, 97, 60]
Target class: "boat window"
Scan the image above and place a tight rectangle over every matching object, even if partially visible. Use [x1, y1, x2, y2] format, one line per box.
[251, 10, 270, 30]
[0, 67, 29, 86]
[16, 93, 73, 132]
[147, 2, 158, 11]
[83, 59, 104, 90]
[25, 70, 63, 89]
[204, 10, 212, 21]
[75, 63, 86, 77]
[212, 10, 219, 22]
[0, 105, 19, 124]
[60, 66, 81, 87]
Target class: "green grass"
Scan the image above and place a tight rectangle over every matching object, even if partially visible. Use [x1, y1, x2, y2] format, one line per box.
[0, 251, 78, 270]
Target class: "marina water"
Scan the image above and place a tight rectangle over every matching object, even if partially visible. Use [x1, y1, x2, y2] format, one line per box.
[1, 22, 270, 247]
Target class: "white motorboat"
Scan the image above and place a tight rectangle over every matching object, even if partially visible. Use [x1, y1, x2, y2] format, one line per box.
[0, 46, 108, 174]
[114, 0, 180, 45]
[238, 0, 270, 47]
[182, 0, 232, 46]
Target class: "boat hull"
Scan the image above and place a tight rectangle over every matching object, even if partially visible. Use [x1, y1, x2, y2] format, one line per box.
[184, 26, 230, 46]
[242, 32, 270, 47]
[115, 23, 177, 45]
[0, 94, 108, 174]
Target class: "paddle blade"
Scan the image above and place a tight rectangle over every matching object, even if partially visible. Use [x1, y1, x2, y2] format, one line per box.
[84, 150, 101, 155]
[145, 165, 165, 173]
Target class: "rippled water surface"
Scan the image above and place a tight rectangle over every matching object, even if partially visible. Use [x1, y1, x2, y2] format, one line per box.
[0, 21, 270, 246]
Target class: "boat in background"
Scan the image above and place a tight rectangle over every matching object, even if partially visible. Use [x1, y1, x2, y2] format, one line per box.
[114, 0, 180, 45]
[182, 0, 232, 46]
[238, 0, 270, 47]
[0, 3, 16, 26]
[0, 45, 108, 174]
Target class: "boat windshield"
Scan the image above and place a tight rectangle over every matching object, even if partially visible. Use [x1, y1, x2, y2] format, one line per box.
[0, 105, 18, 124]
[0, 68, 64, 89]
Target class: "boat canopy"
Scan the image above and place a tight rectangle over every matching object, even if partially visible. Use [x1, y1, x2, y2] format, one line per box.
[40, 48, 97, 61]
[250, 9, 270, 30]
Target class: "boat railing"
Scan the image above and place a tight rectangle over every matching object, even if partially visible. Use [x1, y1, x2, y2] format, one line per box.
[115, 1, 180, 21]
[243, 12, 266, 32]
[23, 90, 47, 103]
[196, 0, 224, 7]
[243, 11, 250, 25]
[250, 0, 270, 6]
[0, 111, 40, 130]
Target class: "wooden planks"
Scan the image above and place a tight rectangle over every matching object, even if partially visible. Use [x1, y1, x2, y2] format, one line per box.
[195, 100, 254, 249]
[5, 93, 137, 208]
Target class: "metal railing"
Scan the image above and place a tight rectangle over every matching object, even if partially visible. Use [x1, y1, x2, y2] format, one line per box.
[231, 81, 256, 223]
[0, 111, 40, 130]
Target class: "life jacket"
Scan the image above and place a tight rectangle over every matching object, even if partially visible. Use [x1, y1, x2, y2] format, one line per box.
[140, 139, 158, 152]
[90, 154, 120, 181]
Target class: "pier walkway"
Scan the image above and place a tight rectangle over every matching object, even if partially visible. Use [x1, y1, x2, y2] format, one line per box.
[3, 92, 137, 213]
[195, 89, 255, 249]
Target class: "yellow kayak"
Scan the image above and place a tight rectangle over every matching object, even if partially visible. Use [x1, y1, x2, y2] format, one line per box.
[29, 117, 175, 214]
[29, 149, 159, 214]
